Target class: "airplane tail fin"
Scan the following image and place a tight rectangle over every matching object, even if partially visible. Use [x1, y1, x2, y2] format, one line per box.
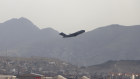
[59, 32, 67, 37]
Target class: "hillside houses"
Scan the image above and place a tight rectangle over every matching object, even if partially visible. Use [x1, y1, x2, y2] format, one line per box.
[1, 56, 140, 79]
[0, 56, 88, 76]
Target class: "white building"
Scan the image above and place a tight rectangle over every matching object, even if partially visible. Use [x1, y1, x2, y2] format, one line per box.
[0, 75, 16, 79]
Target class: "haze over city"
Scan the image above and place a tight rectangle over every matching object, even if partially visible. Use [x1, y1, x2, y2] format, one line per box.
[0, 0, 140, 33]
[1, 0, 140, 78]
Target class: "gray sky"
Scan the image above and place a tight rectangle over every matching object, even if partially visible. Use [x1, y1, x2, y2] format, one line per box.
[0, 0, 140, 33]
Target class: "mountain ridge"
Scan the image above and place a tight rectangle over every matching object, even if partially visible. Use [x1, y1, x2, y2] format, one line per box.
[0, 18, 140, 66]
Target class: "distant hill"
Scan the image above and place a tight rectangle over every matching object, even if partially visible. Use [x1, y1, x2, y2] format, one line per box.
[0, 17, 140, 66]
[87, 60, 140, 73]
[0, 17, 59, 55]
[21, 24, 140, 66]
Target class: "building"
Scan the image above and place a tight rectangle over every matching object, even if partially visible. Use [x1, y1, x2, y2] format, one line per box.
[0, 75, 16, 79]
[17, 73, 45, 79]
[80, 76, 90, 79]
[44, 77, 53, 79]
[54, 75, 67, 79]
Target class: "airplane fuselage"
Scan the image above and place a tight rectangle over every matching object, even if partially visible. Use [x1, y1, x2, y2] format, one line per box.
[59, 30, 85, 38]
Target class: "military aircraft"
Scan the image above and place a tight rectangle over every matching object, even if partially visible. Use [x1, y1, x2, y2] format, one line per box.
[59, 30, 85, 38]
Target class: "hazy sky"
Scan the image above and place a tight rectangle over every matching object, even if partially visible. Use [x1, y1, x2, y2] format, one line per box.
[0, 0, 140, 33]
